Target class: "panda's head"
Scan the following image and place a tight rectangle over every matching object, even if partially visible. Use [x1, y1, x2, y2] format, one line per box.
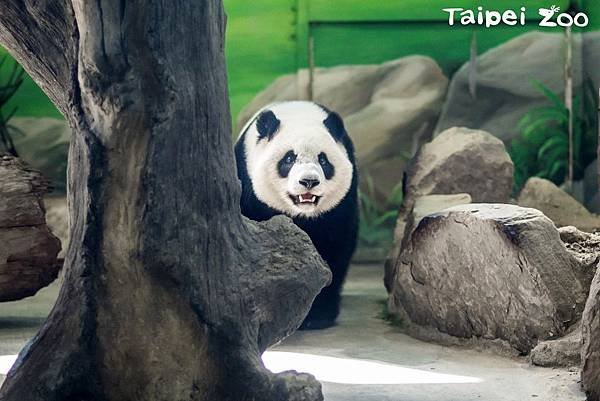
[240, 101, 354, 218]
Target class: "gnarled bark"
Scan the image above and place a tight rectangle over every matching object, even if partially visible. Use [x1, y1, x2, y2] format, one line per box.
[0, 1, 329, 400]
[0, 155, 61, 302]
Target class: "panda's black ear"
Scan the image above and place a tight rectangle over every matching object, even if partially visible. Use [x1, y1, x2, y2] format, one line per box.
[255, 110, 280, 141]
[323, 111, 347, 142]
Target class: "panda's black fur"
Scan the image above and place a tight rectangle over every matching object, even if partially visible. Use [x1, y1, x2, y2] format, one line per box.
[234, 103, 358, 330]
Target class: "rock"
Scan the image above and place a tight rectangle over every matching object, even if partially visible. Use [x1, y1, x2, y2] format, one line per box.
[559, 226, 592, 244]
[584, 31, 600, 90]
[44, 196, 68, 259]
[435, 32, 587, 144]
[391, 127, 513, 255]
[273, 372, 323, 401]
[530, 325, 581, 367]
[581, 266, 600, 400]
[557, 226, 600, 302]
[237, 56, 448, 201]
[387, 204, 587, 353]
[0, 156, 61, 302]
[584, 159, 599, 213]
[10, 117, 70, 193]
[518, 177, 600, 232]
[386, 128, 513, 291]
[403, 127, 513, 205]
[408, 194, 473, 234]
[384, 193, 472, 291]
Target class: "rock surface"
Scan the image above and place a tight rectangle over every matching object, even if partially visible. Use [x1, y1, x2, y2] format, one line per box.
[11, 117, 70, 193]
[0, 156, 61, 302]
[387, 203, 587, 353]
[435, 32, 587, 143]
[237, 56, 448, 201]
[584, 159, 600, 213]
[388, 127, 513, 277]
[384, 193, 472, 291]
[582, 266, 600, 400]
[530, 325, 581, 367]
[518, 177, 600, 232]
[558, 226, 600, 289]
[44, 196, 68, 259]
[402, 127, 513, 205]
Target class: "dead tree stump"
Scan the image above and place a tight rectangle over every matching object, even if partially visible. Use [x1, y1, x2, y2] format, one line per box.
[0, 1, 330, 401]
[0, 155, 61, 302]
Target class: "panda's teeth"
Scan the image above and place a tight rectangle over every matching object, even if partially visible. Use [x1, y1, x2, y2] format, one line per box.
[311, 196, 316, 203]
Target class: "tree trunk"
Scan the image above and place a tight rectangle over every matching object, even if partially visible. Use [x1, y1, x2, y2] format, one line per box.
[0, 2, 329, 401]
[0, 155, 61, 302]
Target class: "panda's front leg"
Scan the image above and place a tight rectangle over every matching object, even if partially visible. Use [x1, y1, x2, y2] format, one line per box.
[299, 257, 349, 330]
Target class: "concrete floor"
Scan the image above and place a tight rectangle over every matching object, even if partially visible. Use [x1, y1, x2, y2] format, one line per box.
[0, 265, 586, 400]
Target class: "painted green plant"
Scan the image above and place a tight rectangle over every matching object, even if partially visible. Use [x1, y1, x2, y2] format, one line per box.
[358, 175, 403, 249]
[510, 79, 598, 192]
[0, 56, 24, 156]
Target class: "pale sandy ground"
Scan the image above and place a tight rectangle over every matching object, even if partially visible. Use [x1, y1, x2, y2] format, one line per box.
[0, 264, 586, 400]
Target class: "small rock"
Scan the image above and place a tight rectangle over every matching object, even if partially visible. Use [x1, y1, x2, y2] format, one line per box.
[402, 127, 514, 205]
[530, 326, 581, 367]
[274, 371, 323, 401]
[559, 226, 591, 244]
[518, 177, 600, 233]
[44, 196, 69, 259]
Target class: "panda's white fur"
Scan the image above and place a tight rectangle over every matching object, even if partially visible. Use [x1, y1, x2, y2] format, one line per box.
[240, 101, 353, 218]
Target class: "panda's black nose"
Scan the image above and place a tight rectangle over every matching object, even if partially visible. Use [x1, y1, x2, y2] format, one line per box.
[299, 178, 320, 189]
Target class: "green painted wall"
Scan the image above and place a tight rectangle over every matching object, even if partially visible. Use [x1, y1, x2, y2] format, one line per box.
[224, 0, 297, 123]
[0, 1, 598, 122]
[0, 0, 300, 122]
[303, 0, 593, 75]
[0, 49, 61, 118]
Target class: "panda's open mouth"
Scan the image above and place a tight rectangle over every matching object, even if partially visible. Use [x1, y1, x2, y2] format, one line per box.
[290, 193, 321, 206]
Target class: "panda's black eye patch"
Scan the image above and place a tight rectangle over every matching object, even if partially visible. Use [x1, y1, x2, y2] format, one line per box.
[318, 152, 335, 179]
[278, 151, 296, 178]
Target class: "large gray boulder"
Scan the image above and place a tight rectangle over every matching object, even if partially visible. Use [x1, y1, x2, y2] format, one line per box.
[384, 193, 471, 291]
[518, 177, 600, 233]
[582, 267, 600, 401]
[435, 32, 590, 144]
[387, 204, 587, 353]
[237, 56, 448, 201]
[11, 117, 70, 192]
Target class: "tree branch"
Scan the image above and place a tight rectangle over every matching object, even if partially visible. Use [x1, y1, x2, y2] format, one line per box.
[0, 0, 76, 117]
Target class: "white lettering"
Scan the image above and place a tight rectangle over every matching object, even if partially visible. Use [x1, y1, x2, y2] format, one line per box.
[503, 10, 518, 25]
[574, 12, 589, 27]
[461, 9, 476, 25]
[486, 10, 502, 27]
[443, 8, 463, 26]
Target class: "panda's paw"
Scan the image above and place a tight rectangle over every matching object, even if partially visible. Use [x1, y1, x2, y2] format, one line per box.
[298, 316, 336, 331]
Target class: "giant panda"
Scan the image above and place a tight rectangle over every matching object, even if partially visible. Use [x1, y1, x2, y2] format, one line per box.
[234, 101, 358, 330]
